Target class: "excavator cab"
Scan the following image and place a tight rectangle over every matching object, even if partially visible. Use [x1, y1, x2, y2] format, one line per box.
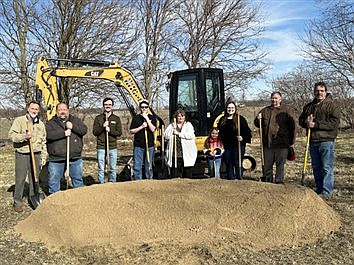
[168, 68, 225, 150]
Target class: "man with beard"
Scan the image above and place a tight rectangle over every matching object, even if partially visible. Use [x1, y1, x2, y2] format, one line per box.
[8, 101, 47, 212]
[46, 103, 87, 194]
[299, 82, 340, 198]
[93, 97, 122, 183]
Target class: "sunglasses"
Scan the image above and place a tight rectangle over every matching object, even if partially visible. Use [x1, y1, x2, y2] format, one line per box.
[140, 105, 149, 109]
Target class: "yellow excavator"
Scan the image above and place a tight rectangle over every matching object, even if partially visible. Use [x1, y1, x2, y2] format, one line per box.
[35, 57, 148, 119]
[35, 57, 255, 178]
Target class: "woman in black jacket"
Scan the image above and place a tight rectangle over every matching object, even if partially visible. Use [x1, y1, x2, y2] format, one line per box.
[218, 101, 252, 180]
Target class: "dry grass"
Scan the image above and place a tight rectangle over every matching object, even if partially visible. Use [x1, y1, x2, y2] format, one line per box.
[0, 132, 353, 265]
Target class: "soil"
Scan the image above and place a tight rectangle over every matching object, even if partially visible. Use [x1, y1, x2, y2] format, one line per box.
[14, 179, 340, 251]
[1, 133, 354, 265]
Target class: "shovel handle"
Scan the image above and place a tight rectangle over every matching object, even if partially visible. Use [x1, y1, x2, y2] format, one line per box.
[213, 158, 216, 178]
[173, 118, 177, 169]
[301, 128, 311, 184]
[145, 128, 151, 176]
[259, 115, 265, 179]
[66, 136, 72, 187]
[105, 113, 110, 179]
[161, 125, 165, 161]
[27, 121, 38, 182]
[237, 112, 242, 178]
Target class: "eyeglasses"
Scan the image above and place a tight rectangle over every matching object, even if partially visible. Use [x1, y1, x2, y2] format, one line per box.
[140, 106, 149, 109]
[104, 104, 112, 106]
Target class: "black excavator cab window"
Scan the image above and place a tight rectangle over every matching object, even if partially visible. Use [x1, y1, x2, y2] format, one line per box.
[168, 68, 225, 136]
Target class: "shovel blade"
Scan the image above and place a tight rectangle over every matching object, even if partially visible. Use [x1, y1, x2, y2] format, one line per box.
[29, 192, 45, 210]
[301, 173, 306, 186]
[66, 177, 72, 189]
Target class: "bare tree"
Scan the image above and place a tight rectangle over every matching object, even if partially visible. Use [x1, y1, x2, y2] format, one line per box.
[167, 0, 269, 94]
[29, 0, 138, 107]
[272, 62, 354, 129]
[271, 63, 325, 114]
[0, 0, 39, 107]
[301, 0, 354, 91]
[130, 0, 175, 109]
[0, 0, 141, 109]
[0, 0, 270, 112]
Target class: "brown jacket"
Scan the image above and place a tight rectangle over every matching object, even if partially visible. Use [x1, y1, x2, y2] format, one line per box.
[298, 94, 340, 141]
[92, 113, 122, 149]
[254, 104, 296, 148]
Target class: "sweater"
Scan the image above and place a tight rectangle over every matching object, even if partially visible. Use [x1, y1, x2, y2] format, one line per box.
[164, 121, 197, 167]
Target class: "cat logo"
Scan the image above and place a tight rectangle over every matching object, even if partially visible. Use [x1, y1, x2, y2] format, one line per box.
[85, 70, 104, 77]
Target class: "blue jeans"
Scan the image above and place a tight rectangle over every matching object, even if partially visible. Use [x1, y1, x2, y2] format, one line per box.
[207, 157, 222, 178]
[223, 145, 245, 180]
[310, 141, 335, 196]
[97, 148, 117, 183]
[133, 146, 154, 180]
[48, 159, 84, 194]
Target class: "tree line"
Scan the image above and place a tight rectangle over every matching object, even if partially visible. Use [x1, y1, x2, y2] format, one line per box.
[0, 0, 353, 128]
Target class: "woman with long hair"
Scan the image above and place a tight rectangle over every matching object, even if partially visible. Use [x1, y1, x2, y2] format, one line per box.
[218, 101, 252, 180]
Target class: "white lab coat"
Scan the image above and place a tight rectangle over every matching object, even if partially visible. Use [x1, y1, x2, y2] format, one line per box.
[164, 121, 197, 167]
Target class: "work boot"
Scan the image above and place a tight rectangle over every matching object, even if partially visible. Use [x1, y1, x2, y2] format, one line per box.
[275, 181, 285, 184]
[14, 204, 24, 213]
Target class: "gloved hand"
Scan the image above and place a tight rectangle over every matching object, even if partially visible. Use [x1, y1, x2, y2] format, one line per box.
[204, 150, 211, 156]
[41, 156, 47, 167]
[214, 148, 222, 155]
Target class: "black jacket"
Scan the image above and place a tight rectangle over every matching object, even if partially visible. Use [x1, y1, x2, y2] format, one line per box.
[92, 113, 122, 149]
[46, 114, 87, 161]
[218, 115, 252, 150]
[129, 114, 156, 148]
[299, 94, 340, 141]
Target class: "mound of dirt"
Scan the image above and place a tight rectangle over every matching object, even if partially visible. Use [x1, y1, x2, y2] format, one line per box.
[14, 179, 341, 251]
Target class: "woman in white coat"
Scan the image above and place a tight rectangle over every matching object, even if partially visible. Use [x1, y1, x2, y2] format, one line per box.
[164, 109, 197, 178]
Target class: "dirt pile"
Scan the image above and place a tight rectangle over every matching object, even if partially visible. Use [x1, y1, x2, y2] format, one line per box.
[14, 179, 341, 251]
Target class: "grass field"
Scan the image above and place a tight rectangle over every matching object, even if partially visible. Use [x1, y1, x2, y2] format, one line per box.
[0, 133, 353, 264]
[0, 111, 353, 264]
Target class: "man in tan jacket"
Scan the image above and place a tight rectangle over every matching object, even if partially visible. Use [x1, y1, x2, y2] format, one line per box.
[8, 101, 47, 212]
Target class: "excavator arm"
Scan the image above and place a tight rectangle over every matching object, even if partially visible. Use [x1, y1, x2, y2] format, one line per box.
[35, 57, 146, 119]
[35, 57, 163, 154]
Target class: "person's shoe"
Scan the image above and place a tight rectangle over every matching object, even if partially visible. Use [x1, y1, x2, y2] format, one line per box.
[14, 204, 24, 213]
[319, 193, 331, 200]
[313, 188, 321, 194]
